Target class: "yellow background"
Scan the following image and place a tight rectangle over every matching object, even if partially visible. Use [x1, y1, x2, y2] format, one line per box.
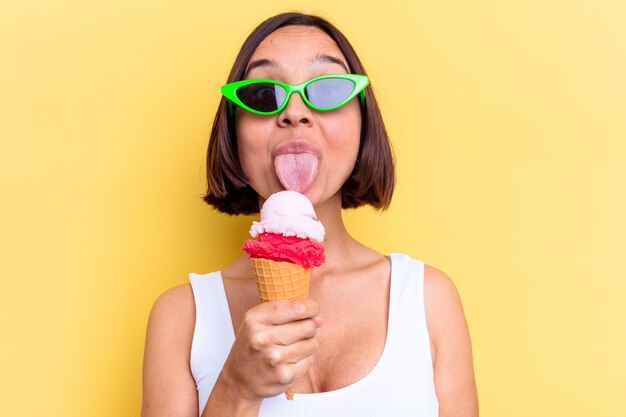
[2, 0, 625, 416]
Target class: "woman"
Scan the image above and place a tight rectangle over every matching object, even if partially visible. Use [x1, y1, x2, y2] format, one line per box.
[142, 12, 478, 417]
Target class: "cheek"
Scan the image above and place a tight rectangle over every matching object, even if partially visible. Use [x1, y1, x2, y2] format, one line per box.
[325, 107, 362, 157]
[235, 115, 271, 175]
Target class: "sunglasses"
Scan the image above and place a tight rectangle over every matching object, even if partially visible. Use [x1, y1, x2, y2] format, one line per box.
[221, 74, 369, 116]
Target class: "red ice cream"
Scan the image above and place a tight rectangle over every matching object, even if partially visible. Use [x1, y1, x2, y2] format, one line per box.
[242, 233, 325, 268]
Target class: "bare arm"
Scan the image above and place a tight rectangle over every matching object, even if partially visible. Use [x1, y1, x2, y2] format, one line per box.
[424, 266, 479, 417]
[141, 284, 198, 417]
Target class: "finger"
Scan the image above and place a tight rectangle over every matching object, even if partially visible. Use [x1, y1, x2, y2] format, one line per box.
[269, 344, 317, 387]
[286, 347, 316, 380]
[255, 299, 320, 326]
[284, 337, 319, 364]
[268, 318, 318, 346]
[248, 319, 317, 358]
[265, 337, 318, 368]
[311, 315, 323, 328]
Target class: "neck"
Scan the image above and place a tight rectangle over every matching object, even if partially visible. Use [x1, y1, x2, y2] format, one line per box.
[313, 192, 360, 268]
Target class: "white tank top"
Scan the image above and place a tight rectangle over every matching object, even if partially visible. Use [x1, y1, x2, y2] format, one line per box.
[189, 253, 438, 416]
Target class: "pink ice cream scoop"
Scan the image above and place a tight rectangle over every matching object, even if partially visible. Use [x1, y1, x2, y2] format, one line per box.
[242, 190, 325, 267]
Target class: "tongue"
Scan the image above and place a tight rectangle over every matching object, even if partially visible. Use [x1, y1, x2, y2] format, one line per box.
[274, 153, 319, 193]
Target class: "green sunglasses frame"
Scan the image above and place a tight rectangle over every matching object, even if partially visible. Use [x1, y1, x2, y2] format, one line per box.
[221, 73, 369, 116]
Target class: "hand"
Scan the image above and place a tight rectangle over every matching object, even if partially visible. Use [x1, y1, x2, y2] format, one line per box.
[222, 299, 322, 401]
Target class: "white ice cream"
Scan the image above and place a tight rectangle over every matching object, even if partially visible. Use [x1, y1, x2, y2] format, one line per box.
[249, 190, 325, 242]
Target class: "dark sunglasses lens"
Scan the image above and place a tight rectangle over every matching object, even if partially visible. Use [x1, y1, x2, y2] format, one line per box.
[305, 78, 355, 108]
[236, 83, 287, 113]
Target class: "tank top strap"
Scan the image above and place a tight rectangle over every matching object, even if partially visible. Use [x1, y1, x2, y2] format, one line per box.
[388, 253, 425, 319]
[189, 272, 235, 402]
[386, 253, 436, 378]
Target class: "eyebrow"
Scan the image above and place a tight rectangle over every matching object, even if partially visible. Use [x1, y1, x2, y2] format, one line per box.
[311, 53, 350, 73]
[245, 58, 281, 77]
[244, 54, 350, 78]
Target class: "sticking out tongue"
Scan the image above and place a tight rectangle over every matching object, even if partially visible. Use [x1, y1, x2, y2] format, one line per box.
[274, 153, 319, 193]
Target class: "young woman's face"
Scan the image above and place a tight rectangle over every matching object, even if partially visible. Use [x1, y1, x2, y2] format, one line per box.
[235, 25, 361, 208]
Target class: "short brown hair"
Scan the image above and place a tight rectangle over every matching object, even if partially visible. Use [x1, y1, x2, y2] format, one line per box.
[204, 12, 395, 215]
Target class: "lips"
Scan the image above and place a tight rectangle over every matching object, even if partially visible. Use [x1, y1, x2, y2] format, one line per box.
[273, 140, 322, 158]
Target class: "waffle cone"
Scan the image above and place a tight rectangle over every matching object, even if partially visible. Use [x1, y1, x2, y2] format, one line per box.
[249, 258, 310, 302]
[249, 257, 310, 400]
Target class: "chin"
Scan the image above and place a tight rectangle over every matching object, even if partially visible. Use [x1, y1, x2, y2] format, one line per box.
[303, 187, 343, 209]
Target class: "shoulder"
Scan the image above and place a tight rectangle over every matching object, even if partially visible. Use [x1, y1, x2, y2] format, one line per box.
[422, 265, 479, 416]
[422, 265, 466, 360]
[423, 264, 461, 307]
[146, 283, 196, 353]
[390, 254, 461, 310]
[150, 283, 195, 325]
[142, 284, 198, 416]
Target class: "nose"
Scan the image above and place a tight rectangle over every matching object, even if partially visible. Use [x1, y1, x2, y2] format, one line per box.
[277, 91, 313, 127]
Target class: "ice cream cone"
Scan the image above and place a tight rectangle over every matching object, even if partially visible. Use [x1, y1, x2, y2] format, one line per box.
[249, 258, 310, 301]
[249, 257, 310, 400]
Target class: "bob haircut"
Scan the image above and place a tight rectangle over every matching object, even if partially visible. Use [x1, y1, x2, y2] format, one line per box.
[204, 12, 395, 215]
